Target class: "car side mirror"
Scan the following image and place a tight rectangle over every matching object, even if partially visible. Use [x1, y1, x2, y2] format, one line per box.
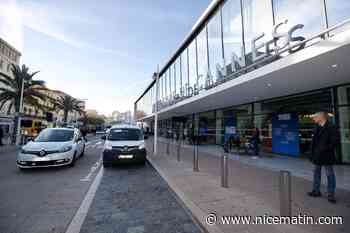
[101, 135, 106, 140]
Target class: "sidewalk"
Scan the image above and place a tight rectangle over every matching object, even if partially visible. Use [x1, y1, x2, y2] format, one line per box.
[157, 137, 350, 191]
[146, 138, 349, 233]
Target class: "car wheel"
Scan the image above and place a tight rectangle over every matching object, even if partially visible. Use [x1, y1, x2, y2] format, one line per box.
[69, 153, 77, 167]
[80, 145, 85, 157]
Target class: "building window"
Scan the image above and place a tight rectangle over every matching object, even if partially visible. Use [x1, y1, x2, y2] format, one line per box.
[326, 0, 350, 27]
[242, 0, 274, 64]
[0, 60, 3, 69]
[197, 27, 209, 91]
[188, 40, 198, 91]
[338, 106, 350, 163]
[7, 63, 11, 72]
[273, 0, 323, 38]
[208, 8, 224, 83]
[173, 62, 177, 97]
[181, 49, 189, 95]
[175, 57, 182, 97]
[160, 74, 164, 102]
[222, 0, 244, 75]
[337, 85, 350, 163]
[168, 67, 172, 100]
[337, 85, 350, 106]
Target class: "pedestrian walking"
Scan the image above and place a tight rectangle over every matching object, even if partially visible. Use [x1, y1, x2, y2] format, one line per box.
[250, 128, 261, 157]
[308, 111, 338, 203]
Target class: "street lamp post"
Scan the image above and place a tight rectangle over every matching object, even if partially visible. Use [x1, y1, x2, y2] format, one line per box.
[153, 66, 160, 155]
[15, 78, 25, 145]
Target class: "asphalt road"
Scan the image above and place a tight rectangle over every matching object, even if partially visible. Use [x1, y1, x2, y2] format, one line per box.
[0, 135, 201, 233]
[0, 135, 103, 233]
[80, 162, 201, 233]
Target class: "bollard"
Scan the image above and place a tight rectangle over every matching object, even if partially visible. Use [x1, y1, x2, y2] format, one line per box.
[221, 152, 229, 188]
[166, 140, 170, 155]
[279, 170, 292, 217]
[177, 140, 181, 162]
[152, 138, 154, 154]
[193, 142, 199, 172]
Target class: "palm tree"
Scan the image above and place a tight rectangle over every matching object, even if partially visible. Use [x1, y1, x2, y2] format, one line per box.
[0, 64, 48, 142]
[54, 95, 85, 124]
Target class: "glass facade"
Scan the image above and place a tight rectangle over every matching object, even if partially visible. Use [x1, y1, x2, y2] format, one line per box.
[242, 0, 273, 64]
[137, 0, 350, 114]
[181, 49, 189, 96]
[326, 0, 350, 27]
[273, 0, 323, 37]
[208, 9, 223, 84]
[135, 0, 350, 163]
[196, 28, 208, 92]
[188, 40, 197, 94]
[337, 85, 350, 163]
[222, 0, 244, 75]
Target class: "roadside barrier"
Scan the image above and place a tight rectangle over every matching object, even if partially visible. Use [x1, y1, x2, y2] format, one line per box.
[279, 170, 292, 216]
[193, 142, 199, 172]
[166, 139, 170, 155]
[221, 147, 229, 188]
[177, 139, 181, 162]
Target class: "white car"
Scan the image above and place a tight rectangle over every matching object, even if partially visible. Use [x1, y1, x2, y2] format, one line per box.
[17, 128, 85, 169]
[102, 124, 147, 167]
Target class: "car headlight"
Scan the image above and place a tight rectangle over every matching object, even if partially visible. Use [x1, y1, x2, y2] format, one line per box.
[138, 143, 145, 149]
[104, 143, 113, 150]
[60, 145, 73, 153]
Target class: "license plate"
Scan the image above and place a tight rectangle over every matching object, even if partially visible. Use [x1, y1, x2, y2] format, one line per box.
[118, 155, 133, 159]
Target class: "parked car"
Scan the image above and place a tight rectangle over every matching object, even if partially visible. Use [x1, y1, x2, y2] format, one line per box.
[102, 124, 147, 167]
[17, 128, 85, 169]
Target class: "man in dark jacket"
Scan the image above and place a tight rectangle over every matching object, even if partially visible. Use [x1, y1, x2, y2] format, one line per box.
[308, 111, 338, 203]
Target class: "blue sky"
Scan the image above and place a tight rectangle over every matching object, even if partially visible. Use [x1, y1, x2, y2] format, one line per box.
[0, 0, 211, 115]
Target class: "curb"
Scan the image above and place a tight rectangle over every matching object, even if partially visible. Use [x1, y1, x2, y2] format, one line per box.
[147, 155, 224, 233]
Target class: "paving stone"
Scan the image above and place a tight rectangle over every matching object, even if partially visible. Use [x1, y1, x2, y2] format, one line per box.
[80, 163, 201, 233]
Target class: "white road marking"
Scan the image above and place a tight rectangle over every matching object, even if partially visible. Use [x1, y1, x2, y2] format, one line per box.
[65, 166, 104, 233]
[80, 158, 102, 182]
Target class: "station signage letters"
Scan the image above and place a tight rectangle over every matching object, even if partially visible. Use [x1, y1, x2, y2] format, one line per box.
[217, 19, 305, 76]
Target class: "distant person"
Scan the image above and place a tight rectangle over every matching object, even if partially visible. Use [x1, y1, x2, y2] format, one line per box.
[308, 111, 338, 203]
[250, 128, 261, 157]
[81, 126, 88, 141]
[0, 127, 3, 146]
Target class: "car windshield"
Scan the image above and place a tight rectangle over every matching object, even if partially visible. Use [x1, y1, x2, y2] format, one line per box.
[35, 129, 74, 142]
[107, 128, 142, 141]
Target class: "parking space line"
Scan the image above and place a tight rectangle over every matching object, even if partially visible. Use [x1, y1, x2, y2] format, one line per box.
[80, 158, 102, 182]
[65, 166, 104, 233]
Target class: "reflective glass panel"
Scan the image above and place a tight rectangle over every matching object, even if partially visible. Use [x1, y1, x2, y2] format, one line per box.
[196, 28, 209, 91]
[181, 49, 189, 95]
[176, 57, 182, 97]
[208, 9, 223, 84]
[242, 0, 273, 64]
[222, 0, 244, 74]
[337, 85, 350, 105]
[188, 40, 197, 92]
[273, 0, 323, 37]
[326, 0, 350, 27]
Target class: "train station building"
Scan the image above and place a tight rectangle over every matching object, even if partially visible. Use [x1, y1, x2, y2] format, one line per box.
[135, 0, 350, 164]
